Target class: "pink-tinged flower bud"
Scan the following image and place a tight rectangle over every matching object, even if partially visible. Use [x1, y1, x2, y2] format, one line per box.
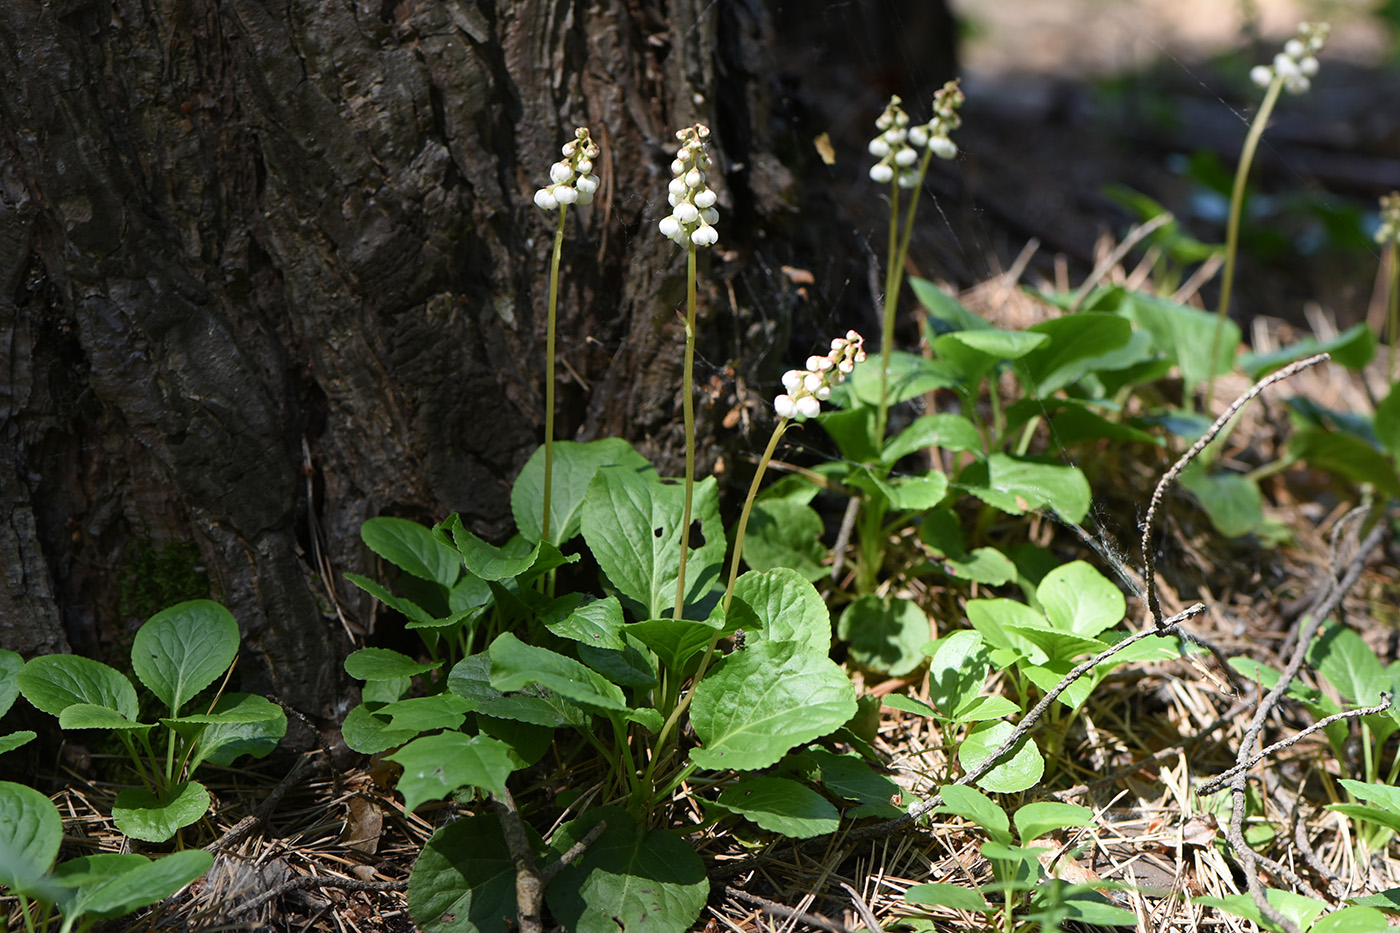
[803, 372, 823, 393]
[577, 159, 593, 175]
[671, 159, 686, 176]
[838, 359, 854, 374]
[674, 202, 699, 223]
[782, 370, 803, 392]
[534, 188, 558, 210]
[796, 396, 821, 419]
[576, 174, 599, 195]
[659, 215, 681, 238]
[774, 394, 798, 419]
[550, 162, 573, 184]
[805, 355, 822, 371]
[694, 189, 717, 208]
[815, 385, 832, 400]
[685, 169, 703, 188]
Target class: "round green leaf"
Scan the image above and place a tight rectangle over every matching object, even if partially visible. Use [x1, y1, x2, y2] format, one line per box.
[131, 600, 239, 715]
[716, 777, 840, 838]
[410, 815, 531, 933]
[936, 784, 1011, 845]
[732, 568, 830, 656]
[740, 499, 827, 582]
[690, 639, 857, 771]
[345, 647, 441, 682]
[511, 438, 655, 546]
[546, 807, 708, 933]
[1036, 561, 1124, 638]
[18, 655, 139, 720]
[341, 704, 421, 755]
[959, 721, 1045, 794]
[838, 596, 928, 677]
[112, 781, 211, 843]
[1014, 801, 1092, 843]
[0, 781, 62, 890]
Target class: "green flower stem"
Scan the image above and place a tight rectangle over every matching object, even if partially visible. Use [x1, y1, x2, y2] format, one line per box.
[1387, 239, 1398, 381]
[1207, 73, 1284, 411]
[876, 178, 902, 443]
[722, 418, 789, 613]
[673, 242, 699, 622]
[541, 205, 568, 544]
[643, 760, 699, 814]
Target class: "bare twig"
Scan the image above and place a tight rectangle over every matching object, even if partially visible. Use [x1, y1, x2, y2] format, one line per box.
[839, 881, 884, 932]
[492, 787, 606, 933]
[1069, 212, 1175, 312]
[726, 887, 855, 933]
[1140, 353, 1330, 629]
[1197, 695, 1392, 796]
[206, 754, 315, 855]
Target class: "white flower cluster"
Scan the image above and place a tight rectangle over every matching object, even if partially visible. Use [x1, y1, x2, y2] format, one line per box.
[773, 331, 867, 421]
[1249, 22, 1329, 95]
[910, 79, 965, 161]
[1377, 192, 1400, 246]
[868, 83, 966, 187]
[658, 124, 720, 248]
[867, 96, 917, 187]
[534, 127, 600, 210]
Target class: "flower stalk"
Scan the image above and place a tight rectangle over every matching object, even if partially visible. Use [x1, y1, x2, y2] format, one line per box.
[1206, 23, 1327, 410]
[659, 123, 720, 621]
[1376, 192, 1400, 381]
[533, 127, 600, 542]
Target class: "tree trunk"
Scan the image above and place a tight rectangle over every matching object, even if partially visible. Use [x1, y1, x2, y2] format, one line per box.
[0, 0, 955, 719]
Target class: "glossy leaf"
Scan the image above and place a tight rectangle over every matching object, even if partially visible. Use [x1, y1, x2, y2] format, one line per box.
[387, 733, 515, 810]
[362, 516, 462, 586]
[960, 454, 1090, 523]
[59, 704, 153, 732]
[959, 721, 1044, 794]
[346, 648, 441, 682]
[1309, 622, 1390, 705]
[1240, 322, 1375, 379]
[838, 596, 928, 677]
[341, 704, 422, 754]
[489, 633, 627, 713]
[543, 595, 627, 651]
[732, 568, 830, 655]
[580, 467, 724, 620]
[627, 617, 727, 678]
[1290, 428, 1400, 497]
[547, 807, 708, 933]
[112, 781, 211, 843]
[936, 784, 1011, 845]
[0, 649, 21, 718]
[1116, 291, 1239, 390]
[690, 639, 856, 771]
[379, 695, 475, 734]
[787, 746, 904, 818]
[1037, 561, 1124, 638]
[448, 655, 585, 728]
[344, 573, 437, 625]
[843, 349, 958, 406]
[716, 776, 840, 837]
[0, 781, 62, 891]
[512, 438, 656, 546]
[185, 693, 287, 770]
[884, 413, 984, 463]
[910, 277, 990, 332]
[66, 849, 213, 919]
[1019, 313, 1133, 397]
[741, 499, 827, 581]
[409, 814, 534, 933]
[131, 600, 239, 715]
[926, 630, 991, 721]
[19, 655, 139, 721]
[1014, 801, 1092, 843]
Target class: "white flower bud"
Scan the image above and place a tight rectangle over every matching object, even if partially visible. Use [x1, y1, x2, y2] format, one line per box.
[685, 169, 702, 188]
[1299, 56, 1319, 76]
[831, 338, 846, 350]
[929, 136, 958, 160]
[1285, 38, 1305, 59]
[550, 162, 573, 184]
[815, 385, 831, 400]
[576, 174, 599, 195]
[668, 192, 681, 207]
[838, 359, 854, 374]
[674, 202, 699, 223]
[774, 394, 798, 419]
[803, 372, 823, 392]
[796, 396, 821, 419]
[671, 159, 686, 176]
[691, 224, 718, 247]
[577, 159, 593, 175]
[1285, 75, 1310, 95]
[805, 355, 822, 371]
[894, 147, 917, 166]
[870, 163, 895, 183]
[897, 172, 918, 189]
[534, 188, 558, 210]
[554, 185, 578, 204]
[782, 370, 803, 392]
[1274, 53, 1300, 79]
[868, 138, 890, 157]
[659, 215, 681, 238]
[694, 188, 717, 208]
[815, 356, 833, 371]
[669, 177, 688, 197]
[909, 126, 928, 147]
[884, 128, 907, 146]
[562, 142, 577, 156]
[1250, 65, 1274, 87]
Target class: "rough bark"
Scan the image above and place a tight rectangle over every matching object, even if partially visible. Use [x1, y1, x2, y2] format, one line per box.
[0, 0, 955, 719]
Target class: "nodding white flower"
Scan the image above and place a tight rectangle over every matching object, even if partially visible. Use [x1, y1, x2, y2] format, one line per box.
[869, 163, 895, 184]
[771, 331, 868, 422]
[928, 136, 958, 160]
[659, 123, 720, 249]
[912, 79, 965, 163]
[536, 126, 601, 213]
[1252, 22, 1329, 95]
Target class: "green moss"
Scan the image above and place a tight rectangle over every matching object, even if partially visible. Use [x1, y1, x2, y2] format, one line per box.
[119, 539, 210, 621]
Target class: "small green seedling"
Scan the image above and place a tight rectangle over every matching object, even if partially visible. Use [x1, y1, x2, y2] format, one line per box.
[16, 600, 285, 843]
[0, 780, 212, 933]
